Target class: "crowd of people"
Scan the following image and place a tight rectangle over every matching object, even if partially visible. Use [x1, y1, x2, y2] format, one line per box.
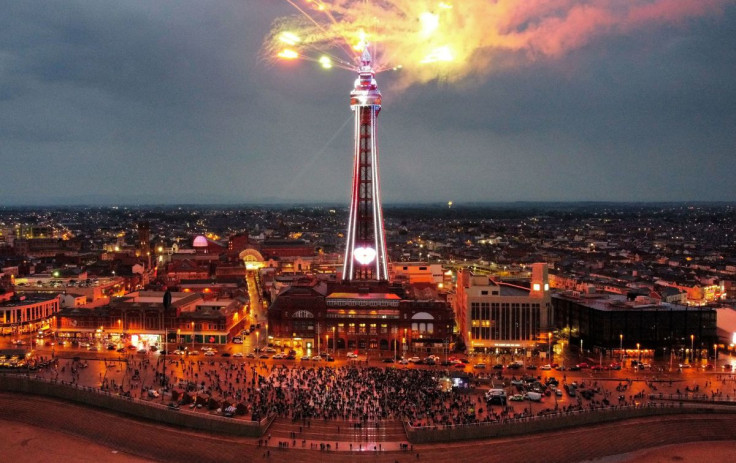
[28, 354, 736, 429]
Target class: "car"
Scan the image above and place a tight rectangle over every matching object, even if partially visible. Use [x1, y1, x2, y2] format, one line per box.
[107, 344, 116, 350]
[232, 337, 242, 344]
[311, 355, 322, 361]
[382, 358, 394, 363]
[137, 348, 147, 354]
[117, 347, 126, 353]
[454, 363, 466, 368]
[590, 364, 604, 371]
[204, 351, 215, 356]
[577, 362, 589, 369]
[88, 346, 98, 351]
[301, 356, 310, 361]
[272, 353, 285, 359]
[568, 365, 581, 371]
[347, 352, 359, 359]
[127, 345, 137, 350]
[189, 351, 199, 356]
[285, 354, 296, 360]
[704, 364, 715, 370]
[526, 365, 537, 370]
[246, 353, 256, 359]
[264, 347, 276, 353]
[147, 389, 160, 398]
[325, 355, 335, 362]
[540, 364, 552, 370]
[232, 352, 244, 358]
[398, 358, 409, 365]
[679, 363, 691, 369]
[408, 356, 421, 363]
[492, 364, 504, 370]
[723, 364, 733, 371]
[259, 354, 270, 359]
[173, 350, 185, 355]
[609, 363, 622, 370]
[221, 353, 231, 357]
[555, 389, 563, 397]
[509, 394, 525, 402]
[474, 363, 487, 369]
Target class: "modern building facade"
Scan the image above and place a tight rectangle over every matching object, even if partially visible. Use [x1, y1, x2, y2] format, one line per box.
[553, 292, 717, 357]
[455, 263, 553, 351]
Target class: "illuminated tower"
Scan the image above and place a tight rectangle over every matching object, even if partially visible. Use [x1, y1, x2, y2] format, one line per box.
[342, 48, 389, 281]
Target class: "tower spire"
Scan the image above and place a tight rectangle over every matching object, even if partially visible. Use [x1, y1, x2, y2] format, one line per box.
[343, 48, 389, 282]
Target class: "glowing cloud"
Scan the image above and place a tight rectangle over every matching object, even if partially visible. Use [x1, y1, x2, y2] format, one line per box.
[264, 0, 729, 87]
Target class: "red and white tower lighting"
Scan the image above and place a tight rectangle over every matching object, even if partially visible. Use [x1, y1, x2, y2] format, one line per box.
[342, 48, 389, 281]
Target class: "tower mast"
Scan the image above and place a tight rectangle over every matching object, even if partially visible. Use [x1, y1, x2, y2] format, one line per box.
[342, 48, 389, 281]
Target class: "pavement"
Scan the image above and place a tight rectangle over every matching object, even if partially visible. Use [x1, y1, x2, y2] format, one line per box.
[3, 392, 736, 463]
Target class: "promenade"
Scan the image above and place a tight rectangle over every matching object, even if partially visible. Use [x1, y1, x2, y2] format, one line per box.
[3, 392, 736, 463]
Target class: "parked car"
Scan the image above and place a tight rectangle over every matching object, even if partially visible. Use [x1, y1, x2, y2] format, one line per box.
[474, 363, 487, 369]
[147, 389, 160, 398]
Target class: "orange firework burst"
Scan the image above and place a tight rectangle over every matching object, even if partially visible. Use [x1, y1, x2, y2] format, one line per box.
[264, 0, 729, 86]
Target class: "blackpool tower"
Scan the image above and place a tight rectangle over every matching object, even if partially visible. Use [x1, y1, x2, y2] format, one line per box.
[342, 48, 389, 282]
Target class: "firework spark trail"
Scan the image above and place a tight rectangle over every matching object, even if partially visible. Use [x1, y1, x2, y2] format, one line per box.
[264, 0, 730, 87]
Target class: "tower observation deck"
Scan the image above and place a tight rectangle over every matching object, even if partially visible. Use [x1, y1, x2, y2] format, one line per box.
[342, 48, 389, 282]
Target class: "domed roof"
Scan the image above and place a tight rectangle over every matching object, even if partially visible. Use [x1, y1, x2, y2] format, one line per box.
[193, 235, 208, 248]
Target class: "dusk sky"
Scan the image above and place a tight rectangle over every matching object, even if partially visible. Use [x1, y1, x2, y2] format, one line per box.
[1, 1, 735, 206]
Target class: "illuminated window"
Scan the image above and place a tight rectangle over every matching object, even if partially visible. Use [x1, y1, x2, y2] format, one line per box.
[533, 283, 541, 291]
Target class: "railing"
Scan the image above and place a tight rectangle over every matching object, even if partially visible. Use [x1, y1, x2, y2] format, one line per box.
[0, 373, 268, 437]
[650, 392, 736, 404]
[404, 401, 734, 443]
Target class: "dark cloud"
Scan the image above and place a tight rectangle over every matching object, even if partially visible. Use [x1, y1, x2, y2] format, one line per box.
[0, 1, 734, 205]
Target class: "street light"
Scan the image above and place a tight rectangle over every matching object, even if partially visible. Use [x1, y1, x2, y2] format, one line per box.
[191, 322, 195, 349]
[636, 343, 641, 362]
[619, 334, 623, 362]
[548, 332, 552, 360]
[256, 331, 260, 350]
[690, 334, 694, 363]
[714, 344, 718, 362]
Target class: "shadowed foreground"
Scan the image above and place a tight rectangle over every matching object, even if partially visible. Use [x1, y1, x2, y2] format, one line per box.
[3, 392, 736, 463]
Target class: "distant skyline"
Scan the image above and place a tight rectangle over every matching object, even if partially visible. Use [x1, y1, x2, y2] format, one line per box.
[1, 1, 735, 206]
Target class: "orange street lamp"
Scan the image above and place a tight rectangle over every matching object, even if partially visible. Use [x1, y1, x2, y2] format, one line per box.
[690, 334, 695, 362]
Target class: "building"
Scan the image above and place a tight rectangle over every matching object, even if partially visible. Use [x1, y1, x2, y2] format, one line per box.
[267, 279, 453, 353]
[454, 263, 553, 352]
[390, 263, 444, 285]
[552, 292, 717, 358]
[342, 48, 389, 282]
[0, 292, 61, 336]
[55, 291, 247, 347]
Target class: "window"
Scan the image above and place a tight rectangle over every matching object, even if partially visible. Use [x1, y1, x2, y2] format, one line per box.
[481, 291, 488, 295]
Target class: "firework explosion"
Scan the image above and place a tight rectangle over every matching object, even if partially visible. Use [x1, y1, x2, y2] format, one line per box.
[264, 0, 729, 86]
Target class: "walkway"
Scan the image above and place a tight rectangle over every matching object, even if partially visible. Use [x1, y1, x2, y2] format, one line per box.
[264, 417, 408, 451]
